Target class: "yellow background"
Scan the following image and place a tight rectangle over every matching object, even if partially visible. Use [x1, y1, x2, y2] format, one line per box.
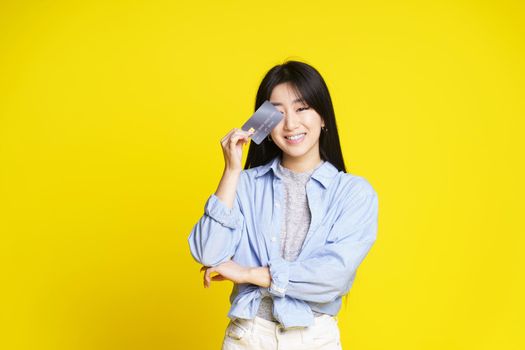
[1, 1, 523, 349]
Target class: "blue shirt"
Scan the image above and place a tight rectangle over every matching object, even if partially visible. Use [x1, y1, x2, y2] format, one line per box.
[188, 154, 379, 328]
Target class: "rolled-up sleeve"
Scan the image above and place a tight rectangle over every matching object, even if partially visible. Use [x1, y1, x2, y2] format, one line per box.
[204, 193, 244, 229]
[188, 174, 246, 267]
[267, 181, 378, 303]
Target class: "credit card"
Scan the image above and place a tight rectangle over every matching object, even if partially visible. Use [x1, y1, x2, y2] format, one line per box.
[241, 100, 283, 144]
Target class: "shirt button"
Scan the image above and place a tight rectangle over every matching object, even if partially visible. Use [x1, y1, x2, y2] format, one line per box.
[271, 236, 276, 242]
[275, 202, 280, 208]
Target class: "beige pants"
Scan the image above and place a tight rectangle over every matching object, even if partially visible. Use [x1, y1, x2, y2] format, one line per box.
[221, 314, 342, 350]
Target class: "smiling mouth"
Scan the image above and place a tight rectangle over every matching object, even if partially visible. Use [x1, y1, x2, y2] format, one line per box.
[285, 133, 306, 140]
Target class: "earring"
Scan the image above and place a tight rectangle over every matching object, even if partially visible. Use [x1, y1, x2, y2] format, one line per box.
[322, 126, 328, 132]
[267, 135, 273, 142]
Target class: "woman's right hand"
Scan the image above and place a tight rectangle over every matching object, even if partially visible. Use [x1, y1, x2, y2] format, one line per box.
[220, 128, 254, 172]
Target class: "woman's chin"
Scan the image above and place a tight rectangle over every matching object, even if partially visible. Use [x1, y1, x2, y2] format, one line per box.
[280, 147, 309, 159]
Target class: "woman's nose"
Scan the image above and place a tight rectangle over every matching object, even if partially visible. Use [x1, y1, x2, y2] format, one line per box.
[283, 112, 300, 130]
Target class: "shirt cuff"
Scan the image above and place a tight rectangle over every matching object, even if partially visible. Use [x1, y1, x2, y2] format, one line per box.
[267, 257, 290, 298]
[204, 194, 243, 230]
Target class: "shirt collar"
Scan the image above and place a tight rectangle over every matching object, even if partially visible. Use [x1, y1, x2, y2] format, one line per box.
[254, 154, 339, 189]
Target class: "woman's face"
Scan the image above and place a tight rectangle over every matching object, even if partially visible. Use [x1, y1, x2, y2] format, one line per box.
[269, 82, 325, 161]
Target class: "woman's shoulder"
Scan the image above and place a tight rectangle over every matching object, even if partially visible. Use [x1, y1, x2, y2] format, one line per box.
[241, 167, 259, 177]
[238, 167, 258, 183]
[235, 167, 259, 193]
[334, 171, 377, 199]
[239, 162, 271, 182]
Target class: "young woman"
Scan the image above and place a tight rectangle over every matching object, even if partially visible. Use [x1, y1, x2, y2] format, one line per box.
[188, 60, 379, 350]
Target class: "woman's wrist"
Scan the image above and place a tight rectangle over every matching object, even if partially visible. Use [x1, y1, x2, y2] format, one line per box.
[247, 267, 271, 288]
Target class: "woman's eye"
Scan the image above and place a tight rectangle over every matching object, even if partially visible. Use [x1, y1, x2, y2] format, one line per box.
[297, 107, 310, 112]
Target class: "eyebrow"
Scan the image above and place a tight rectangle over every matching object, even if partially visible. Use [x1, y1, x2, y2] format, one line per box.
[270, 98, 306, 106]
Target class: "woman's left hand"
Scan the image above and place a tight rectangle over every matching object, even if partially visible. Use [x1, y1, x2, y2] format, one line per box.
[200, 260, 250, 288]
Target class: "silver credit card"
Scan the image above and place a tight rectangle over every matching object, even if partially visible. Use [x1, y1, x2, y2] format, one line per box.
[241, 100, 283, 144]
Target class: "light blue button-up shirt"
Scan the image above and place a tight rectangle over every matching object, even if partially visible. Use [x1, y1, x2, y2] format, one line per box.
[188, 154, 379, 328]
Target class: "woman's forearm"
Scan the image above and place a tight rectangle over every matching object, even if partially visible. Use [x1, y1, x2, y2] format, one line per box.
[215, 168, 241, 209]
[247, 266, 271, 288]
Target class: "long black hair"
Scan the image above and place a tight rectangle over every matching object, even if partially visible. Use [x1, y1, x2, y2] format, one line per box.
[244, 60, 347, 173]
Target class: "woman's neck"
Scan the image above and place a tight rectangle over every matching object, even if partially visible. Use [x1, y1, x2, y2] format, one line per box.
[280, 153, 323, 173]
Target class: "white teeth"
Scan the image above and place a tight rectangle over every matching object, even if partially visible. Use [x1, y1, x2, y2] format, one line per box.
[286, 133, 306, 140]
